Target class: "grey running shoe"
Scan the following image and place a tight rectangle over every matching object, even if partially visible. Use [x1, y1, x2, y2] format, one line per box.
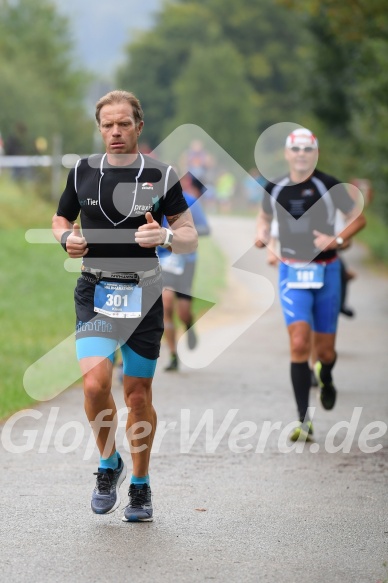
[187, 326, 197, 350]
[122, 483, 153, 522]
[164, 354, 178, 372]
[314, 361, 337, 410]
[91, 457, 127, 515]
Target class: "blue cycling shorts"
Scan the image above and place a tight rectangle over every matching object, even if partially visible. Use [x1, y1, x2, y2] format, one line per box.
[278, 259, 341, 333]
[76, 337, 157, 378]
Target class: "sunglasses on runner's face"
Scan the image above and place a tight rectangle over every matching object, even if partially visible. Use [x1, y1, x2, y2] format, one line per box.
[289, 146, 315, 153]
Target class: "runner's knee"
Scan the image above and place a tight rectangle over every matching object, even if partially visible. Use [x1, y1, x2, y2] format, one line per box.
[290, 330, 310, 360]
[163, 306, 174, 321]
[124, 379, 152, 412]
[177, 303, 192, 324]
[317, 347, 336, 364]
[83, 374, 112, 401]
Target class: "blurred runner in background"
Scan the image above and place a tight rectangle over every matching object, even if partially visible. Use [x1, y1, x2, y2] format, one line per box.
[255, 128, 366, 442]
[159, 173, 210, 371]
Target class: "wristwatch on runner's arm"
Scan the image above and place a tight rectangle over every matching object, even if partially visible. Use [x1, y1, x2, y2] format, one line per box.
[335, 236, 344, 248]
[161, 228, 173, 249]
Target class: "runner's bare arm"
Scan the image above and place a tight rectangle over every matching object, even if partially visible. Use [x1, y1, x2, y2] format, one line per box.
[313, 207, 366, 251]
[338, 206, 367, 242]
[255, 208, 272, 248]
[52, 213, 74, 243]
[165, 209, 198, 254]
[52, 213, 88, 258]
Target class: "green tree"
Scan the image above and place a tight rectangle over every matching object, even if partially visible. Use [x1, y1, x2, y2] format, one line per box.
[0, 0, 93, 154]
[351, 38, 388, 222]
[180, 0, 311, 129]
[166, 42, 257, 167]
[117, 0, 310, 164]
[279, 0, 388, 42]
[117, 3, 220, 148]
[278, 0, 388, 223]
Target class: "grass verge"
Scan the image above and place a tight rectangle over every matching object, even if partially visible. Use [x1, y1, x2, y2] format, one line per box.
[192, 235, 227, 316]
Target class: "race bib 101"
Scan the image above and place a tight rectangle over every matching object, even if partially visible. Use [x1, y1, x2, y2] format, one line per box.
[287, 262, 325, 289]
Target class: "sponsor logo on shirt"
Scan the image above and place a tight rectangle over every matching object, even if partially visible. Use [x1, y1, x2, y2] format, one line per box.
[133, 204, 154, 214]
[142, 182, 154, 190]
[80, 198, 98, 206]
[133, 196, 160, 215]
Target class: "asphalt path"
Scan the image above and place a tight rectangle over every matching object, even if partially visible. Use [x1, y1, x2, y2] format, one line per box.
[0, 215, 387, 583]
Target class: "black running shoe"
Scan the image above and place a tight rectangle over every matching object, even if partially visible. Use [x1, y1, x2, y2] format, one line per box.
[122, 483, 153, 522]
[91, 457, 127, 515]
[314, 361, 337, 410]
[187, 326, 197, 350]
[164, 354, 178, 372]
[340, 306, 355, 318]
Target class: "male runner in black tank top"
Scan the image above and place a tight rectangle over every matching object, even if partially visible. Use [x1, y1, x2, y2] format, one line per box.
[52, 90, 198, 521]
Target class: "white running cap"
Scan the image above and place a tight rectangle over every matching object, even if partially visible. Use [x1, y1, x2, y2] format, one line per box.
[285, 128, 318, 149]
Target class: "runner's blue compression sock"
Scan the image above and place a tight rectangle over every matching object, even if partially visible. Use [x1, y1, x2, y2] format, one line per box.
[131, 474, 150, 486]
[99, 451, 119, 472]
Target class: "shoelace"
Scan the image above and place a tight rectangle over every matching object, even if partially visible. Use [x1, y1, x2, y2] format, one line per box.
[94, 471, 112, 494]
[128, 485, 149, 508]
